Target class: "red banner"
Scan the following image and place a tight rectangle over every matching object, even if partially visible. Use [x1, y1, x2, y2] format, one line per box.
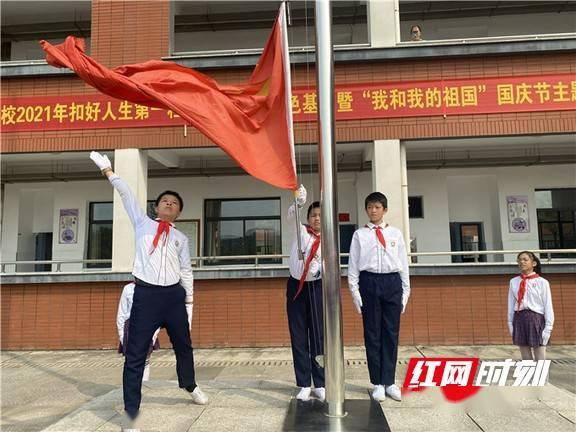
[2, 74, 574, 132]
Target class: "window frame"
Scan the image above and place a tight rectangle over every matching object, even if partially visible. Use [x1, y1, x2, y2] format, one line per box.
[203, 197, 282, 265]
[86, 201, 113, 268]
[408, 196, 424, 219]
[169, 0, 369, 56]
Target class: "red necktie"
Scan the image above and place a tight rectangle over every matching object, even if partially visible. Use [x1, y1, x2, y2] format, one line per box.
[366, 224, 388, 248]
[150, 220, 172, 254]
[294, 225, 321, 300]
[517, 273, 539, 310]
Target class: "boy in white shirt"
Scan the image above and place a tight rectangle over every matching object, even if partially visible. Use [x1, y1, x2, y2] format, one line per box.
[348, 192, 410, 402]
[90, 152, 206, 432]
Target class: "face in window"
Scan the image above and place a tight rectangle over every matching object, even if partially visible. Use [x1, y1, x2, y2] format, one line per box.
[366, 201, 387, 224]
[410, 25, 422, 41]
[155, 194, 181, 222]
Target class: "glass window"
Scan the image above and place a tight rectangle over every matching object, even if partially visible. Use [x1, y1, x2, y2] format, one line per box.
[172, 1, 368, 54]
[408, 196, 424, 218]
[1, 1, 91, 62]
[147, 200, 157, 219]
[399, 1, 576, 43]
[536, 188, 576, 258]
[86, 202, 112, 268]
[204, 198, 281, 265]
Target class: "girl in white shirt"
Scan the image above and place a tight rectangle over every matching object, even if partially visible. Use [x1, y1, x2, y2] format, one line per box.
[508, 251, 554, 361]
[286, 186, 325, 402]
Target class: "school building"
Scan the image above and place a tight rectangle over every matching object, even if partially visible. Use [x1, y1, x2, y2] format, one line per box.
[1, 1, 575, 350]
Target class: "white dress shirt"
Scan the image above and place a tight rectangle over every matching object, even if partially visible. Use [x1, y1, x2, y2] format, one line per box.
[347, 222, 410, 306]
[109, 174, 193, 300]
[507, 274, 554, 335]
[287, 204, 322, 281]
[116, 282, 161, 342]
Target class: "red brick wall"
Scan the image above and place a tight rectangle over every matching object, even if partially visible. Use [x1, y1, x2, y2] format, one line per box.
[91, 0, 170, 66]
[2, 274, 573, 350]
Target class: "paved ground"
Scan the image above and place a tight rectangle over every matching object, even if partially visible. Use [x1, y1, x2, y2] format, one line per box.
[1, 345, 575, 432]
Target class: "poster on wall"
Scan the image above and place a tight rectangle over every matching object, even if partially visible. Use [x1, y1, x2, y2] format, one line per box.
[507, 196, 530, 233]
[59, 209, 79, 244]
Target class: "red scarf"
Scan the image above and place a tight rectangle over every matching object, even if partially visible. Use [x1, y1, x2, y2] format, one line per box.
[517, 273, 539, 310]
[366, 223, 388, 249]
[294, 225, 321, 300]
[150, 220, 172, 254]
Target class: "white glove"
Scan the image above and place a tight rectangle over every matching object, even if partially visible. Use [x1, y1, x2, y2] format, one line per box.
[508, 323, 514, 337]
[185, 304, 193, 331]
[295, 184, 307, 206]
[401, 303, 407, 314]
[351, 289, 363, 314]
[402, 294, 409, 314]
[541, 329, 551, 346]
[90, 151, 111, 170]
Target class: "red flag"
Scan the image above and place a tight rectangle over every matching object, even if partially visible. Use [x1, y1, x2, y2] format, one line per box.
[40, 9, 297, 190]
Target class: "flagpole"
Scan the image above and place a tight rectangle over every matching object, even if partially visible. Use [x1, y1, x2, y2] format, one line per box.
[315, 0, 346, 417]
[280, 1, 304, 261]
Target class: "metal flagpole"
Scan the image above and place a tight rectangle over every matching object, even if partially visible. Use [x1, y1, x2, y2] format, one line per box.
[284, 1, 389, 428]
[315, 0, 345, 418]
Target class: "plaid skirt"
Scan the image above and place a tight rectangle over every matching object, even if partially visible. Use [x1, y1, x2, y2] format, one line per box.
[512, 309, 545, 348]
[117, 318, 160, 356]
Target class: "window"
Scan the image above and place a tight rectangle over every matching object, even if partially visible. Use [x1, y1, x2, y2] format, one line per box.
[147, 200, 156, 219]
[204, 198, 282, 265]
[449, 222, 487, 263]
[86, 202, 112, 268]
[399, 1, 576, 43]
[1, 0, 91, 62]
[408, 196, 424, 218]
[536, 188, 576, 258]
[172, 1, 368, 54]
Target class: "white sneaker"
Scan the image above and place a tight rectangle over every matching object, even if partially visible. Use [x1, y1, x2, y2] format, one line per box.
[121, 413, 140, 432]
[371, 384, 386, 401]
[312, 387, 325, 401]
[385, 384, 402, 401]
[186, 386, 209, 405]
[142, 364, 150, 382]
[296, 387, 311, 401]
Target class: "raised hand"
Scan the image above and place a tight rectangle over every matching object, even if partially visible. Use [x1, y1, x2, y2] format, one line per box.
[90, 151, 112, 171]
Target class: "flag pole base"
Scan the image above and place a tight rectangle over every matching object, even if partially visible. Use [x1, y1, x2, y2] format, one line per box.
[282, 398, 391, 431]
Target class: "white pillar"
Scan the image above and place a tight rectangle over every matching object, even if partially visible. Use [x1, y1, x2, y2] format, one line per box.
[112, 149, 148, 272]
[367, 0, 399, 48]
[371, 140, 410, 242]
[1, 185, 20, 272]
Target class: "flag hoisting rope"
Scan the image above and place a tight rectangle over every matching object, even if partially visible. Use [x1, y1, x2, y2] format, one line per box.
[280, 1, 305, 260]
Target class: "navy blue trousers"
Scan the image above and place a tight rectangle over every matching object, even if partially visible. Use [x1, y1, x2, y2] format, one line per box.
[123, 281, 196, 418]
[286, 277, 325, 388]
[359, 271, 402, 386]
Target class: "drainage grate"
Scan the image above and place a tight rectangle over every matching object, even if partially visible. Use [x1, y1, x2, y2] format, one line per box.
[551, 359, 576, 365]
[2, 357, 573, 369]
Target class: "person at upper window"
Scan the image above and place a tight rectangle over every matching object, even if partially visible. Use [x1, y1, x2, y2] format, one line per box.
[410, 25, 423, 42]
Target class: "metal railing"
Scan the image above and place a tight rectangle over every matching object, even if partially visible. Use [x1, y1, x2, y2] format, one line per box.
[395, 32, 576, 47]
[2, 249, 575, 274]
[0, 259, 113, 273]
